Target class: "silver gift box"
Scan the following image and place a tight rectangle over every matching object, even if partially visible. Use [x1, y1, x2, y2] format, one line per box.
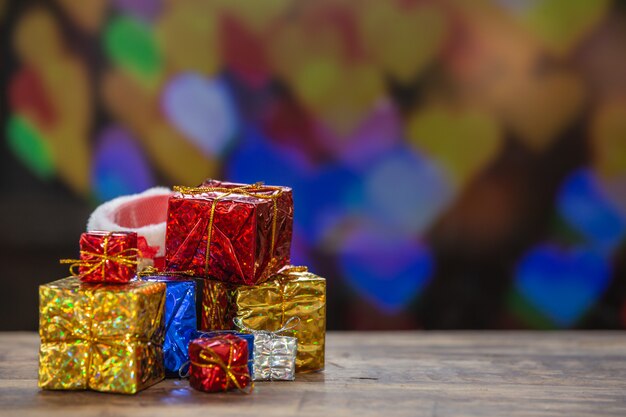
[253, 333, 297, 381]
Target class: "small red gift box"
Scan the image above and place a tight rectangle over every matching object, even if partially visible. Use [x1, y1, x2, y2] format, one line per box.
[188, 333, 251, 393]
[62, 231, 138, 283]
[165, 180, 293, 285]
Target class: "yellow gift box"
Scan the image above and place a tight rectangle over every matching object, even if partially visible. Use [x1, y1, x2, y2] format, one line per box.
[202, 266, 326, 373]
[38, 277, 166, 394]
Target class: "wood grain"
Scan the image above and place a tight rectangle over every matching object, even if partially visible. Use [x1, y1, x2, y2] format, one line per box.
[1, 332, 626, 416]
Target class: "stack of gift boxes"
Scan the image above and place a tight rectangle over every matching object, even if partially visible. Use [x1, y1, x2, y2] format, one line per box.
[39, 180, 326, 394]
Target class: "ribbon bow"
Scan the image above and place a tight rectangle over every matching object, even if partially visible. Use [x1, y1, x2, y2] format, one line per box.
[173, 181, 285, 276]
[60, 233, 138, 279]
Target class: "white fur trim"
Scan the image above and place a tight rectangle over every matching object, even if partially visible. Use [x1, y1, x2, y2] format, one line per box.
[87, 187, 173, 257]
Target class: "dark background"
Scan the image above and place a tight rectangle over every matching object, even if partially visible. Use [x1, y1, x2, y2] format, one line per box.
[2, 0, 626, 331]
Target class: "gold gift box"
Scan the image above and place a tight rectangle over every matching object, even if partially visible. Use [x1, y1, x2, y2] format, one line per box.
[202, 266, 326, 373]
[38, 277, 166, 394]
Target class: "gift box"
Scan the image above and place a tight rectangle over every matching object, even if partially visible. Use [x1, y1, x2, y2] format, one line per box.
[232, 319, 298, 381]
[199, 324, 297, 381]
[142, 275, 197, 377]
[193, 330, 254, 377]
[87, 187, 174, 271]
[188, 333, 251, 393]
[61, 231, 138, 283]
[201, 266, 326, 373]
[251, 331, 297, 381]
[38, 277, 166, 394]
[165, 180, 293, 285]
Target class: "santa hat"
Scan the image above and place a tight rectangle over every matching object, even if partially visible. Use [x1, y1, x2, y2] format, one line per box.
[87, 187, 173, 266]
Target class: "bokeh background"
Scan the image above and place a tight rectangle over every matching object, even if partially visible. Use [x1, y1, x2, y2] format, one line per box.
[2, 0, 626, 331]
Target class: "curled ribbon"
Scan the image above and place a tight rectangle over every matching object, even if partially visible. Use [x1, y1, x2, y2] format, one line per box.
[188, 338, 253, 393]
[60, 233, 138, 279]
[173, 182, 285, 276]
[278, 265, 308, 275]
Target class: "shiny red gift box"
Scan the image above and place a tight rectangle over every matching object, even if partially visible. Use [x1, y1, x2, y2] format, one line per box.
[188, 333, 251, 393]
[63, 231, 138, 283]
[165, 180, 293, 285]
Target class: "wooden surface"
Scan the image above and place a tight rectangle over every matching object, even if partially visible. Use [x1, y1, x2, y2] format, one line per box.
[1, 332, 626, 416]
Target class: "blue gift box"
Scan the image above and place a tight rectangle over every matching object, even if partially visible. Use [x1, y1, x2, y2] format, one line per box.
[143, 276, 197, 377]
[192, 330, 254, 376]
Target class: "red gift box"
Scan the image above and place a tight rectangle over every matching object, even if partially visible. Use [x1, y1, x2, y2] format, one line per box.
[165, 180, 293, 285]
[61, 231, 138, 283]
[188, 333, 251, 393]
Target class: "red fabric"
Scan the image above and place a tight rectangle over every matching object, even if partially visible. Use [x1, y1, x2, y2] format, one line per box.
[188, 334, 250, 393]
[165, 180, 293, 285]
[114, 194, 170, 228]
[137, 236, 159, 259]
[79, 231, 137, 283]
[153, 256, 166, 270]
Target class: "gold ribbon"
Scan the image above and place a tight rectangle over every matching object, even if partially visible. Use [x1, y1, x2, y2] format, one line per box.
[190, 338, 253, 393]
[173, 182, 285, 276]
[43, 333, 159, 388]
[203, 283, 229, 330]
[137, 265, 195, 277]
[42, 287, 163, 389]
[278, 265, 308, 274]
[276, 265, 308, 327]
[60, 233, 138, 279]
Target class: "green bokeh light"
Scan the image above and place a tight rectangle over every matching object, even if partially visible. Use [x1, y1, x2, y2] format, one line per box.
[6, 115, 55, 179]
[104, 16, 162, 82]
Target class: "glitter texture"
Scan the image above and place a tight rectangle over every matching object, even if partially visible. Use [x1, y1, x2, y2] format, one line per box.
[201, 266, 326, 373]
[38, 277, 166, 394]
[194, 330, 254, 376]
[68, 231, 138, 283]
[188, 333, 251, 393]
[142, 276, 197, 377]
[165, 179, 293, 285]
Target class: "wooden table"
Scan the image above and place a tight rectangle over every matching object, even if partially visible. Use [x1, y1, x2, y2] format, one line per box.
[1, 331, 625, 416]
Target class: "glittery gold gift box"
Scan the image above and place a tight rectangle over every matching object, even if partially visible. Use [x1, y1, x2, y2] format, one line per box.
[38, 277, 166, 394]
[201, 266, 326, 373]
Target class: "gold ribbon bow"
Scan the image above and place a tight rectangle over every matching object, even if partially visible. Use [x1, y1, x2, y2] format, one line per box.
[190, 338, 253, 393]
[173, 182, 285, 276]
[60, 233, 138, 279]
